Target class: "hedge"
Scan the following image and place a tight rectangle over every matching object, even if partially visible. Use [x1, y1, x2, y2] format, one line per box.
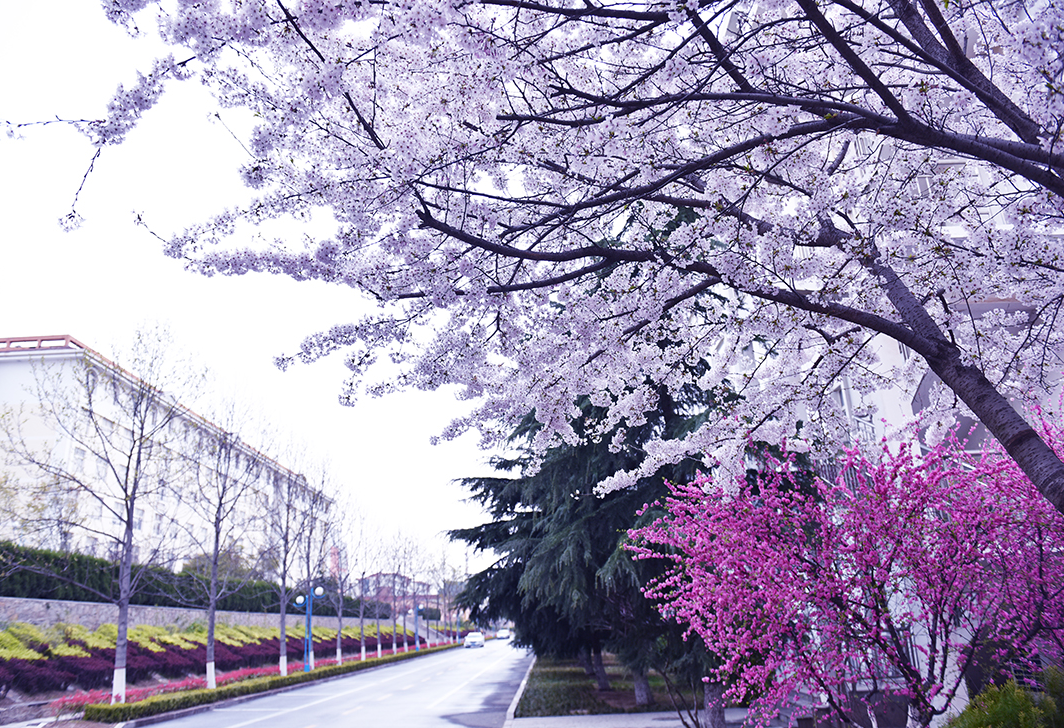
[83, 643, 461, 723]
[0, 542, 390, 617]
[0, 620, 420, 696]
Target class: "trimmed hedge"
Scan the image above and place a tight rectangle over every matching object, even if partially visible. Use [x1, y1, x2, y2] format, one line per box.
[0, 542, 390, 617]
[0, 621, 416, 696]
[83, 643, 461, 723]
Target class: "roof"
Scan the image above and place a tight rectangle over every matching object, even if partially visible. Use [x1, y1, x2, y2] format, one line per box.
[0, 335, 91, 353]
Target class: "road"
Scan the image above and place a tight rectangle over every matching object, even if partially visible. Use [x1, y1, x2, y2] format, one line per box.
[154, 640, 534, 728]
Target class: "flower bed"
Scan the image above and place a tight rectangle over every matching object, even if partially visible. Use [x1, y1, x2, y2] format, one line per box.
[0, 621, 416, 698]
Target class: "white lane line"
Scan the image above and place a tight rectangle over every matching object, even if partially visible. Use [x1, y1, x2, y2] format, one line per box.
[341, 706, 363, 716]
[217, 659, 444, 728]
[426, 652, 515, 709]
[374, 693, 394, 702]
[215, 709, 278, 713]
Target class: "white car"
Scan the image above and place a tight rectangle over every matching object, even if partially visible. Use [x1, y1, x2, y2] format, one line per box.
[463, 631, 485, 648]
[497, 628, 511, 639]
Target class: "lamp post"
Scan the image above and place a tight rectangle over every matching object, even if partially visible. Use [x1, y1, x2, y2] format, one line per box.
[294, 585, 325, 672]
[414, 604, 421, 651]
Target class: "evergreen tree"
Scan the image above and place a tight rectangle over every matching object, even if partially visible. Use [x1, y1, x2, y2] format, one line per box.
[451, 381, 724, 716]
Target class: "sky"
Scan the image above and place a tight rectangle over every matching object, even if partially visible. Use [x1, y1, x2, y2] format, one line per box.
[0, 1, 500, 576]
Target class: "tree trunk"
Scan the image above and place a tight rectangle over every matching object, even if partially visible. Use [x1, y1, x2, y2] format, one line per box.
[700, 680, 725, 728]
[392, 574, 398, 655]
[336, 609, 344, 666]
[279, 586, 288, 676]
[207, 532, 220, 689]
[111, 598, 129, 704]
[206, 594, 217, 689]
[578, 645, 595, 676]
[871, 254, 1064, 515]
[111, 528, 135, 705]
[633, 668, 654, 707]
[592, 645, 611, 691]
[359, 598, 366, 661]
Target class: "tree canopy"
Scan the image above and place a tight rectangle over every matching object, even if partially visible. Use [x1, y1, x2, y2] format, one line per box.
[632, 424, 1064, 727]
[452, 390, 723, 711]
[27, 0, 1064, 509]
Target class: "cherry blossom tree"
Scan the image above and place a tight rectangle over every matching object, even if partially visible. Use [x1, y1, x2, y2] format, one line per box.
[629, 428, 1064, 728]
[25, 0, 1064, 509]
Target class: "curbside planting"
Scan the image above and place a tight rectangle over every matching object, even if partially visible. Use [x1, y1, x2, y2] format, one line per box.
[84, 643, 461, 724]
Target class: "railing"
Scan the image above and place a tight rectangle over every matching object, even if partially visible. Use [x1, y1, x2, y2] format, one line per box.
[0, 334, 87, 351]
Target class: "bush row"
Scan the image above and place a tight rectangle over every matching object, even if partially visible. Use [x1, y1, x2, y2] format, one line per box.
[0, 626, 413, 695]
[83, 644, 461, 723]
[0, 542, 391, 616]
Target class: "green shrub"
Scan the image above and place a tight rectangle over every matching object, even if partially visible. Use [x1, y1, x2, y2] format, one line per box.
[54, 623, 112, 650]
[0, 629, 42, 660]
[6, 622, 48, 648]
[949, 671, 1064, 728]
[83, 643, 461, 722]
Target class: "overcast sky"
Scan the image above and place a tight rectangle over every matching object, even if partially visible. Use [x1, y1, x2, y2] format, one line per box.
[0, 1, 501, 575]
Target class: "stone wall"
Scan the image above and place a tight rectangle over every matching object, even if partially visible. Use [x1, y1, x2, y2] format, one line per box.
[0, 596, 347, 632]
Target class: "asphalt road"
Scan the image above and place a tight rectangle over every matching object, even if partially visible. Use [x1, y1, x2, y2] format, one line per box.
[153, 640, 534, 728]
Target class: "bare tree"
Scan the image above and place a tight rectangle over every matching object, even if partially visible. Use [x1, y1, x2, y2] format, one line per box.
[374, 571, 389, 657]
[170, 399, 273, 689]
[297, 464, 334, 670]
[0, 330, 204, 703]
[426, 552, 462, 646]
[326, 505, 381, 663]
[317, 489, 361, 665]
[261, 454, 316, 677]
[384, 533, 422, 654]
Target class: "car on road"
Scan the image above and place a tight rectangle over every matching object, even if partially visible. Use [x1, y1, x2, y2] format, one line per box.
[497, 628, 511, 640]
[463, 631, 485, 648]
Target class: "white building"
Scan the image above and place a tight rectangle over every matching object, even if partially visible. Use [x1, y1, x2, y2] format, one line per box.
[0, 334, 316, 575]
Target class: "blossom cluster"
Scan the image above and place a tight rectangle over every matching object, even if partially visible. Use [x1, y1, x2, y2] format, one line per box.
[76, 0, 1064, 502]
[630, 425, 1064, 727]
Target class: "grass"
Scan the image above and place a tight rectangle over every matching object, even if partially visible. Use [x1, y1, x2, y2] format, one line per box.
[515, 654, 700, 718]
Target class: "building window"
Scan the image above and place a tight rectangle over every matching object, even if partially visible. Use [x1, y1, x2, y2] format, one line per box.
[71, 447, 86, 473]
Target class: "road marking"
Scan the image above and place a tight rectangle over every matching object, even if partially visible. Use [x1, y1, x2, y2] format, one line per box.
[215, 709, 277, 713]
[215, 658, 444, 728]
[341, 706, 363, 716]
[426, 652, 516, 709]
[374, 693, 394, 702]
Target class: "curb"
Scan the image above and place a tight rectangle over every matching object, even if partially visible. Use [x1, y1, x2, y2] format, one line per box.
[109, 643, 462, 728]
[503, 654, 537, 728]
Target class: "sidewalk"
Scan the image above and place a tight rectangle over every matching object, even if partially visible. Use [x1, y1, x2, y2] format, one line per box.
[508, 707, 751, 728]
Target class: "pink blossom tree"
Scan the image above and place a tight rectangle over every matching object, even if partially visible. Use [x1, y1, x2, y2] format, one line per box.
[11, 0, 1064, 510]
[630, 429, 1064, 728]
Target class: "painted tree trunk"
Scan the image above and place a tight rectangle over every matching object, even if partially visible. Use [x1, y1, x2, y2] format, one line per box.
[633, 668, 653, 706]
[207, 534, 220, 689]
[111, 525, 135, 705]
[336, 610, 343, 666]
[279, 587, 288, 677]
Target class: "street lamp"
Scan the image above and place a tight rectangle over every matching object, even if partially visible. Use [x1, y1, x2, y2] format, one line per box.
[295, 585, 325, 672]
[414, 604, 422, 651]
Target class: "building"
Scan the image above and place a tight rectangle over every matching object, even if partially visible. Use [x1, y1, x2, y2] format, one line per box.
[0, 334, 318, 576]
